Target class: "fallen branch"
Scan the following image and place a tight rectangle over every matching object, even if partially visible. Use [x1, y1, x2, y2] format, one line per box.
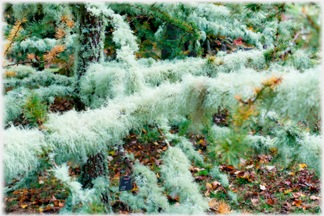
[156, 124, 170, 147]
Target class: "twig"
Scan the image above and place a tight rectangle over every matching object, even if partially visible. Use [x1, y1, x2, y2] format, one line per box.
[272, 4, 285, 62]
[49, 158, 59, 169]
[4, 21, 24, 57]
[3, 60, 46, 68]
[156, 124, 170, 147]
[280, 31, 304, 59]
[118, 145, 133, 172]
[240, 201, 263, 212]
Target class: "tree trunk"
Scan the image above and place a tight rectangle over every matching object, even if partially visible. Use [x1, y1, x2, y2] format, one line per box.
[74, 4, 109, 192]
[74, 3, 105, 111]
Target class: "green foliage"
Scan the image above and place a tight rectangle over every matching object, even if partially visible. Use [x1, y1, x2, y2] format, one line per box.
[211, 131, 251, 166]
[22, 92, 48, 125]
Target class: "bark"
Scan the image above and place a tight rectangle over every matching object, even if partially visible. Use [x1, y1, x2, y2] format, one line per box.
[74, 4, 109, 194]
[74, 4, 105, 111]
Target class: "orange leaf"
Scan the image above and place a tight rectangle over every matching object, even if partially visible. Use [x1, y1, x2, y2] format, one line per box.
[58, 202, 65, 207]
[21, 204, 28, 209]
[206, 183, 212, 190]
[267, 199, 274, 205]
[292, 200, 302, 207]
[234, 95, 241, 101]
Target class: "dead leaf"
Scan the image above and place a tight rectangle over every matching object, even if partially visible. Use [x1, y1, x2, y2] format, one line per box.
[298, 164, 307, 169]
[251, 198, 259, 206]
[310, 195, 321, 200]
[54, 200, 60, 207]
[162, 147, 168, 151]
[292, 192, 305, 199]
[21, 204, 28, 208]
[154, 158, 160, 166]
[267, 199, 274, 205]
[190, 167, 205, 172]
[50, 195, 56, 202]
[212, 180, 221, 188]
[206, 183, 212, 190]
[246, 164, 254, 169]
[221, 165, 235, 171]
[195, 175, 207, 181]
[260, 184, 266, 190]
[284, 201, 291, 211]
[292, 200, 302, 207]
[58, 202, 65, 207]
[284, 189, 292, 195]
[265, 165, 275, 171]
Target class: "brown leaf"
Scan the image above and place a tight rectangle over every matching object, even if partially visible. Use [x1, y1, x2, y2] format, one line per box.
[284, 201, 291, 211]
[54, 200, 60, 207]
[190, 167, 205, 172]
[251, 198, 259, 206]
[212, 180, 221, 188]
[195, 175, 207, 181]
[222, 165, 235, 171]
[206, 183, 212, 190]
[292, 199, 302, 207]
[27, 53, 35, 60]
[267, 199, 274, 205]
[154, 158, 160, 166]
[292, 192, 305, 199]
[58, 202, 65, 207]
[209, 198, 218, 209]
[50, 195, 56, 202]
[162, 147, 168, 151]
[310, 195, 321, 200]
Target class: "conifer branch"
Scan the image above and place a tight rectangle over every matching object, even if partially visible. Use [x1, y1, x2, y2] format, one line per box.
[123, 3, 197, 36]
[272, 3, 285, 62]
[4, 19, 26, 57]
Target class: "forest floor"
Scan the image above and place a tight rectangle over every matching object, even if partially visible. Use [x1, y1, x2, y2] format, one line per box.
[4, 128, 321, 214]
[3, 106, 322, 214]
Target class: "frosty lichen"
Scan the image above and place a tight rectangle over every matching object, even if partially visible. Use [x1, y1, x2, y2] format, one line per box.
[3, 2, 321, 214]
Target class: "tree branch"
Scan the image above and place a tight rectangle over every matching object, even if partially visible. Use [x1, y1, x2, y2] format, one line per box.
[3, 60, 46, 68]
